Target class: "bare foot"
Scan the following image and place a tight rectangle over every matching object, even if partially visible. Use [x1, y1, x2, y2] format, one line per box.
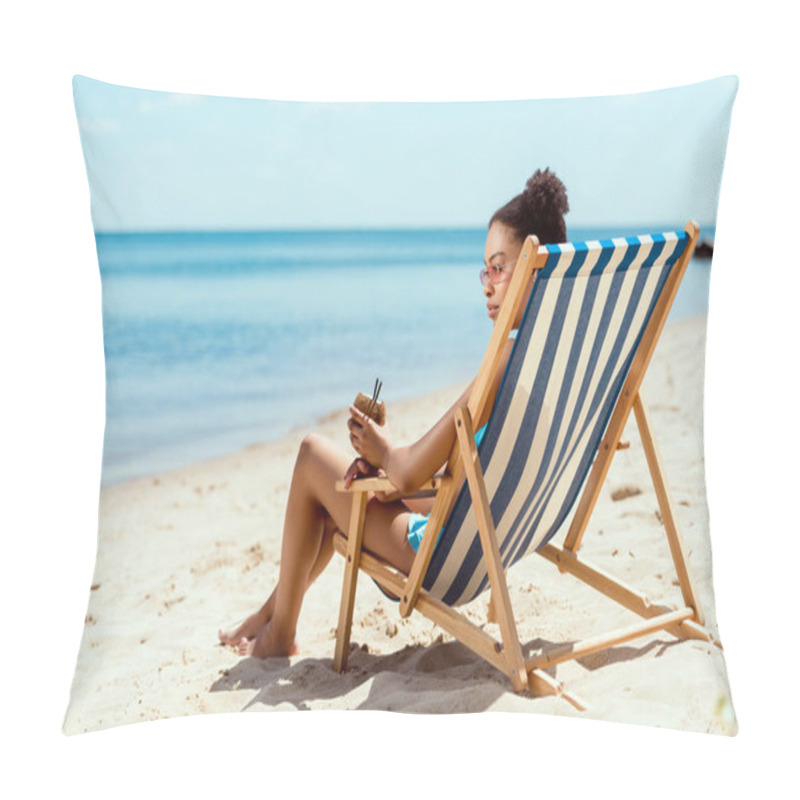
[219, 601, 274, 647]
[238, 622, 298, 659]
[220, 616, 264, 648]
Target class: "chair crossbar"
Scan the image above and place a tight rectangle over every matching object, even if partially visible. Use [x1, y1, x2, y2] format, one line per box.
[537, 544, 715, 645]
[525, 607, 696, 671]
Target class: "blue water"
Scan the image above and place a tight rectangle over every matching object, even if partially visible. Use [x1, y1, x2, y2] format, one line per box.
[96, 227, 712, 485]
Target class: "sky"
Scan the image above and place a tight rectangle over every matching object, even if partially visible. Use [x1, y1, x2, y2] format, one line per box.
[73, 75, 737, 233]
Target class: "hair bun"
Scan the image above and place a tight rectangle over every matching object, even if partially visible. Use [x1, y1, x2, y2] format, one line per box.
[489, 166, 569, 245]
[524, 168, 569, 217]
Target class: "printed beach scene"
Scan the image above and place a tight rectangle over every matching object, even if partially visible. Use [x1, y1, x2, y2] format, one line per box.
[64, 76, 737, 734]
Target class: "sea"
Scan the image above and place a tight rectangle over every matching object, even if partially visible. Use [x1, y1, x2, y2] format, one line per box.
[95, 227, 713, 486]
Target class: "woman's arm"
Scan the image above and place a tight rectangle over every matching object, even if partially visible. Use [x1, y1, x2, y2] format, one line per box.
[347, 339, 514, 495]
[379, 382, 473, 494]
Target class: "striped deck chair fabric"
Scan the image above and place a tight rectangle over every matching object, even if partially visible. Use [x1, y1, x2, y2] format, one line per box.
[423, 231, 691, 606]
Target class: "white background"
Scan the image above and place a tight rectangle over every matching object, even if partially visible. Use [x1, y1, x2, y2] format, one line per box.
[2, 1, 796, 796]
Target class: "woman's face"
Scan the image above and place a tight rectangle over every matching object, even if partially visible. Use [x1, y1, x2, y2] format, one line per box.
[483, 221, 525, 326]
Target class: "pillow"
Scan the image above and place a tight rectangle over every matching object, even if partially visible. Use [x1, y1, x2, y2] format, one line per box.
[65, 75, 738, 735]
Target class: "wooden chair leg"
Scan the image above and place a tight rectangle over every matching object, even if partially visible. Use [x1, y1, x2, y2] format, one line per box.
[487, 574, 508, 624]
[632, 393, 705, 625]
[333, 491, 368, 673]
[455, 407, 528, 692]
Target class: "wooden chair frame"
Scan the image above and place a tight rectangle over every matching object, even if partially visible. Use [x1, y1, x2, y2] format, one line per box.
[332, 222, 718, 709]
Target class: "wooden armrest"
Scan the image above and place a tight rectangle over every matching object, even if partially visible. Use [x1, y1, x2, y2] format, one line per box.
[335, 476, 451, 495]
[335, 476, 397, 493]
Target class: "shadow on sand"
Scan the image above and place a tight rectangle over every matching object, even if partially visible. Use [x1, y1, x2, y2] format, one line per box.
[210, 632, 679, 712]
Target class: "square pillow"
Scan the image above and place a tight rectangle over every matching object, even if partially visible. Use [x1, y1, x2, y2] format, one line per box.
[65, 75, 738, 734]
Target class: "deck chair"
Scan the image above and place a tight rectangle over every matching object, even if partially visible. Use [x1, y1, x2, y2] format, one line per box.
[333, 221, 717, 708]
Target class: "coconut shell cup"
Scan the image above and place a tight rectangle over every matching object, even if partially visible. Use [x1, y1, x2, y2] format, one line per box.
[353, 391, 386, 426]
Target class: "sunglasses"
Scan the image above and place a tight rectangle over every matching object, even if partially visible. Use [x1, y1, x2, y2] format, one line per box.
[479, 263, 513, 287]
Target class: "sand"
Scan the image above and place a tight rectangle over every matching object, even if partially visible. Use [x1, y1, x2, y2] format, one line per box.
[63, 314, 736, 735]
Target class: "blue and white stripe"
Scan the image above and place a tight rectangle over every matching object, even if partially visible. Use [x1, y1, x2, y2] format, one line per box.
[423, 232, 689, 606]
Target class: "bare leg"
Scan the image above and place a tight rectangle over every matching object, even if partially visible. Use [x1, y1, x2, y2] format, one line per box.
[219, 524, 333, 647]
[238, 433, 415, 659]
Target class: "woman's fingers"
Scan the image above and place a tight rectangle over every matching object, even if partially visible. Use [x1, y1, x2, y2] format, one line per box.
[343, 457, 377, 489]
[348, 405, 371, 426]
[348, 405, 372, 454]
[343, 458, 361, 488]
[357, 458, 376, 476]
[348, 405, 390, 471]
[347, 404, 391, 472]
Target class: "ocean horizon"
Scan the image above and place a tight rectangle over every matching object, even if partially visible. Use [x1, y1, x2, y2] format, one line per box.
[96, 226, 713, 486]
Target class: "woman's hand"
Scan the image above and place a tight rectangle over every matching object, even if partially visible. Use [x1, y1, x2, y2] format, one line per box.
[343, 459, 403, 502]
[343, 457, 378, 490]
[347, 405, 393, 469]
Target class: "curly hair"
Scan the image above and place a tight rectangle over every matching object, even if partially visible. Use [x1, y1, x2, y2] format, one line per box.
[490, 168, 569, 245]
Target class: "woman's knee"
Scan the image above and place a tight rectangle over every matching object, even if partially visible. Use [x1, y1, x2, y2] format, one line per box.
[295, 433, 330, 470]
[292, 433, 349, 512]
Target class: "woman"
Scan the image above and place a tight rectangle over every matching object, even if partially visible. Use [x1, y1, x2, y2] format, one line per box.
[219, 168, 569, 658]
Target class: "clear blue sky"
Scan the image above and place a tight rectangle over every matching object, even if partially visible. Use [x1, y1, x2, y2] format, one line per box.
[73, 75, 737, 232]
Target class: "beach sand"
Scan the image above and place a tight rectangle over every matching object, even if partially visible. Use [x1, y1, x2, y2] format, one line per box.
[63, 314, 736, 735]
